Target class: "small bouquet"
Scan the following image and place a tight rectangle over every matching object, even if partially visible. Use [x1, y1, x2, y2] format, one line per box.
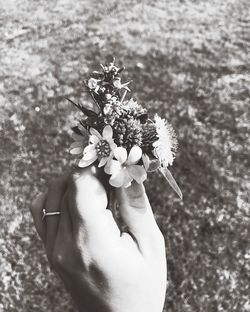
[68, 58, 182, 199]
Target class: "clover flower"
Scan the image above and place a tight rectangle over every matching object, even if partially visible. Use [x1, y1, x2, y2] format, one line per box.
[112, 118, 142, 150]
[104, 145, 147, 188]
[77, 125, 117, 168]
[153, 115, 177, 167]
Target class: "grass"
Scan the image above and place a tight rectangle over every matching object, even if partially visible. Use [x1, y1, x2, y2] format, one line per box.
[0, 0, 249, 311]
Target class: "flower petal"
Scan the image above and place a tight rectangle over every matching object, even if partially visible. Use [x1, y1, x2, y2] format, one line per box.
[82, 148, 97, 161]
[127, 165, 147, 184]
[126, 146, 142, 165]
[104, 159, 121, 175]
[114, 147, 127, 164]
[102, 125, 113, 140]
[123, 169, 133, 188]
[109, 171, 125, 188]
[70, 147, 84, 155]
[83, 144, 95, 154]
[109, 142, 117, 151]
[89, 127, 102, 140]
[98, 157, 108, 168]
[78, 155, 97, 168]
[89, 135, 100, 145]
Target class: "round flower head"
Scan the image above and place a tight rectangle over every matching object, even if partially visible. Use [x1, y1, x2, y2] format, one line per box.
[153, 115, 177, 167]
[77, 125, 117, 168]
[104, 146, 147, 188]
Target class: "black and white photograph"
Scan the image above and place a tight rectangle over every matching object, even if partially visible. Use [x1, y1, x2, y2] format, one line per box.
[0, 0, 249, 311]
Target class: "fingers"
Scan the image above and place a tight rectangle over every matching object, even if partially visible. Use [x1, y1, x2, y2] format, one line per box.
[44, 176, 68, 262]
[68, 166, 121, 240]
[116, 182, 160, 240]
[52, 190, 76, 273]
[30, 192, 47, 242]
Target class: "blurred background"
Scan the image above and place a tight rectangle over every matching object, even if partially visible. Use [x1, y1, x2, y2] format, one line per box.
[0, 0, 249, 311]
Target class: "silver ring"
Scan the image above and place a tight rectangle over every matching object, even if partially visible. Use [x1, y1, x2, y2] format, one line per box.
[42, 209, 61, 221]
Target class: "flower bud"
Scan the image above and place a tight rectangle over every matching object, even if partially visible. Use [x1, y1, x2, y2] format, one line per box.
[88, 78, 98, 89]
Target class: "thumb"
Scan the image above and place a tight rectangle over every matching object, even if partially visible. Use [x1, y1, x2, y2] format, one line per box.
[116, 182, 159, 239]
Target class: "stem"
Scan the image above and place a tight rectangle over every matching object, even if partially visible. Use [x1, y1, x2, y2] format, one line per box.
[121, 90, 127, 103]
[109, 188, 119, 219]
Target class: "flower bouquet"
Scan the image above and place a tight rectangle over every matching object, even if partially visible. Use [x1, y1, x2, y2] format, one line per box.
[68, 58, 182, 199]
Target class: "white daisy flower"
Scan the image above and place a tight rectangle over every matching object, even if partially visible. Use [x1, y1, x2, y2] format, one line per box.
[153, 115, 177, 167]
[71, 125, 117, 168]
[104, 146, 147, 188]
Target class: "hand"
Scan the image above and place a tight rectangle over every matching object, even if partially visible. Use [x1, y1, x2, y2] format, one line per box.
[30, 166, 167, 312]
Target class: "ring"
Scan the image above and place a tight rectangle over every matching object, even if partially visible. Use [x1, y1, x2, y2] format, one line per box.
[42, 209, 61, 221]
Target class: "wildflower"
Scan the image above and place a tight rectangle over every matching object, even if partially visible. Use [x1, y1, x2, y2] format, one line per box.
[113, 118, 142, 150]
[103, 97, 122, 125]
[87, 78, 99, 90]
[78, 125, 117, 168]
[153, 115, 177, 167]
[112, 77, 131, 91]
[105, 93, 112, 100]
[104, 146, 147, 188]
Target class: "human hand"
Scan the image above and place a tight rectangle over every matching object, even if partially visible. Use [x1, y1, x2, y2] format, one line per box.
[31, 166, 167, 312]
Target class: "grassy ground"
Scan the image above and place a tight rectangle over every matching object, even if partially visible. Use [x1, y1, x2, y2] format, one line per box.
[0, 0, 250, 311]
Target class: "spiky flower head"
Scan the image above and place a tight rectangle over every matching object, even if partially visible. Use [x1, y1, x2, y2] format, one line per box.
[153, 115, 177, 167]
[141, 122, 158, 155]
[112, 118, 142, 151]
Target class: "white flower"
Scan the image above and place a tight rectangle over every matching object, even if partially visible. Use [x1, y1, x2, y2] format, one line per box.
[87, 78, 99, 90]
[77, 125, 117, 168]
[104, 146, 147, 188]
[112, 77, 131, 91]
[153, 115, 177, 167]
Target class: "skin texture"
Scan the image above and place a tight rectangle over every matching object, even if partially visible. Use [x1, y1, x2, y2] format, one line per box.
[30, 166, 167, 312]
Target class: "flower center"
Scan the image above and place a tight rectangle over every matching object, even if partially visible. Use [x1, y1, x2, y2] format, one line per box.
[95, 140, 111, 158]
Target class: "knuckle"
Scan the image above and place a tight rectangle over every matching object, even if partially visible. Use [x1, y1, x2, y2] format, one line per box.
[47, 175, 69, 193]
[70, 167, 91, 185]
[157, 230, 166, 247]
[30, 193, 46, 213]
